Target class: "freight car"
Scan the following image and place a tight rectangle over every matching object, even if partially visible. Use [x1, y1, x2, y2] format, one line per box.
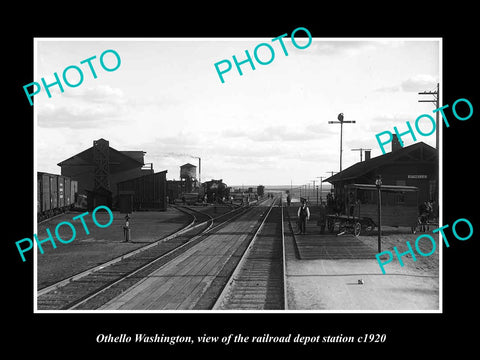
[37, 172, 78, 222]
[257, 185, 265, 197]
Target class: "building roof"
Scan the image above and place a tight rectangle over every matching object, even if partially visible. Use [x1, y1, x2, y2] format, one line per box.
[180, 163, 197, 168]
[120, 151, 146, 164]
[57, 140, 145, 173]
[324, 142, 437, 184]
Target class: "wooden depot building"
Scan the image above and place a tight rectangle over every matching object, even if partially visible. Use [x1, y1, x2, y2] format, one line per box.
[323, 139, 439, 211]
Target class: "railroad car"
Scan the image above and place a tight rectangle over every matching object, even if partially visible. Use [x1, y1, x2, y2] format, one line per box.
[257, 185, 265, 197]
[202, 179, 230, 203]
[37, 172, 78, 222]
[326, 183, 419, 236]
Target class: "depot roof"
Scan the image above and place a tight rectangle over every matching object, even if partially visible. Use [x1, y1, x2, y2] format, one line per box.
[323, 142, 437, 184]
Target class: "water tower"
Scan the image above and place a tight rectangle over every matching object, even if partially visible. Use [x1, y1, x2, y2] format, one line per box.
[180, 163, 197, 192]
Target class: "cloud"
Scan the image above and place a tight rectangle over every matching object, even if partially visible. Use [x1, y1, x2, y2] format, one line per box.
[305, 40, 381, 57]
[62, 84, 127, 105]
[375, 74, 438, 93]
[375, 84, 401, 93]
[36, 85, 148, 128]
[222, 124, 334, 143]
[400, 74, 437, 92]
[37, 101, 127, 128]
[371, 113, 412, 123]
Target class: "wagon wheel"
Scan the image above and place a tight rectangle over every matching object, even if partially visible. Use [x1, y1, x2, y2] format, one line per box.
[364, 218, 375, 233]
[411, 225, 417, 234]
[354, 222, 362, 237]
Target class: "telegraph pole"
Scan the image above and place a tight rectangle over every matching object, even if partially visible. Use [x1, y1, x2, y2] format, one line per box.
[328, 113, 356, 172]
[418, 83, 440, 204]
[310, 180, 317, 205]
[316, 176, 325, 202]
[418, 83, 439, 149]
[351, 148, 371, 162]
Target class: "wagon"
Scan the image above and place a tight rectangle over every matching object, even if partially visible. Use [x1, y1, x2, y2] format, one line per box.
[326, 183, 419, 236]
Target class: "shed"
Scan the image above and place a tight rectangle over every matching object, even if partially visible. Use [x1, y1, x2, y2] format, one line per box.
[116, 171, 168, 211]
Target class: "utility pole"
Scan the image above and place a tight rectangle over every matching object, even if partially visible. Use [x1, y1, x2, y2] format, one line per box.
[418, 83, 439, 149]
[326, 171, 338, 177]
[310, 180, 317, 205]
[418, 82, 440, 204]
[328, 113, 356, 172]
[351, 148, 371, 162]
[316, 176, 325, 203]
[376, 175, 383, 253]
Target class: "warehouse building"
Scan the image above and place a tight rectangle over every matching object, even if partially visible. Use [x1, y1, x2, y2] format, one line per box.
[117, 171, 168, 212]
[324, 140, 438, 211]
[57, 138, 152, 210]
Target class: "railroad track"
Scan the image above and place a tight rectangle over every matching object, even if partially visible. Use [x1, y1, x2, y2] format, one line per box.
[36, 204, 253, 310]
[283, 205, 301, 259]
[94, 197, 279, 310]
[212, 197, 287, 310]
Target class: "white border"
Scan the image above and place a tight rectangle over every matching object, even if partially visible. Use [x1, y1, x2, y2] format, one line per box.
[33, 37, 443, 314]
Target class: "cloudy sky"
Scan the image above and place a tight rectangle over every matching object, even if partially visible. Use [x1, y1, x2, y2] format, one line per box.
[35, 38, 440, 186]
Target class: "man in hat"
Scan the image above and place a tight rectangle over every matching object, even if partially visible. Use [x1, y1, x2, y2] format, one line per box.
[297, 198, 310, 235]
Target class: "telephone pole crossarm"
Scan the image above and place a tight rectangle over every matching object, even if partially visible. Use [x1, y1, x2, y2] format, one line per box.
[418, 83, 439, 149]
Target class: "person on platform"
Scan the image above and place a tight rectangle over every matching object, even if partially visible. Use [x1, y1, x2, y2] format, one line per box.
[297, 198, 310, 235]
[318, 201, 326, 234]
[419, 200, 433, 232]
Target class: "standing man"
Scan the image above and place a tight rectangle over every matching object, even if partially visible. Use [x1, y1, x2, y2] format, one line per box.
[318, 201, 326, 234]
[297, 198, 310, 235]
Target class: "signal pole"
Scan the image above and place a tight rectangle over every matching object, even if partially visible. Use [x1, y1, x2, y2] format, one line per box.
[418, 83, 439, 149]
[329, 113, 356, 172]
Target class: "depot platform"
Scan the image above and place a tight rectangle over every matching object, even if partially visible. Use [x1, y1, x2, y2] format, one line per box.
[36, 207, 192, 288]
[284, 201, 439, 311]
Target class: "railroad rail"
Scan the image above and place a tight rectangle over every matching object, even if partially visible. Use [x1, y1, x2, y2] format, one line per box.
[37, 203, 254, 310]
[97, 196, 279, 310]
[212, 197, 286, 310]
[283, 205, 301, 259]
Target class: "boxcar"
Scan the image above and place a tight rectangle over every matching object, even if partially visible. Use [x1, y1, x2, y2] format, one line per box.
[37, 172, 78, 221]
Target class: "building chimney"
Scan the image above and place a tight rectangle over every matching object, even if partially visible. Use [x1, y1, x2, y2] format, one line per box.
[364, 150, 371, 161]
[198, 157, 201, 184]
[391, 134, 402, 152]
